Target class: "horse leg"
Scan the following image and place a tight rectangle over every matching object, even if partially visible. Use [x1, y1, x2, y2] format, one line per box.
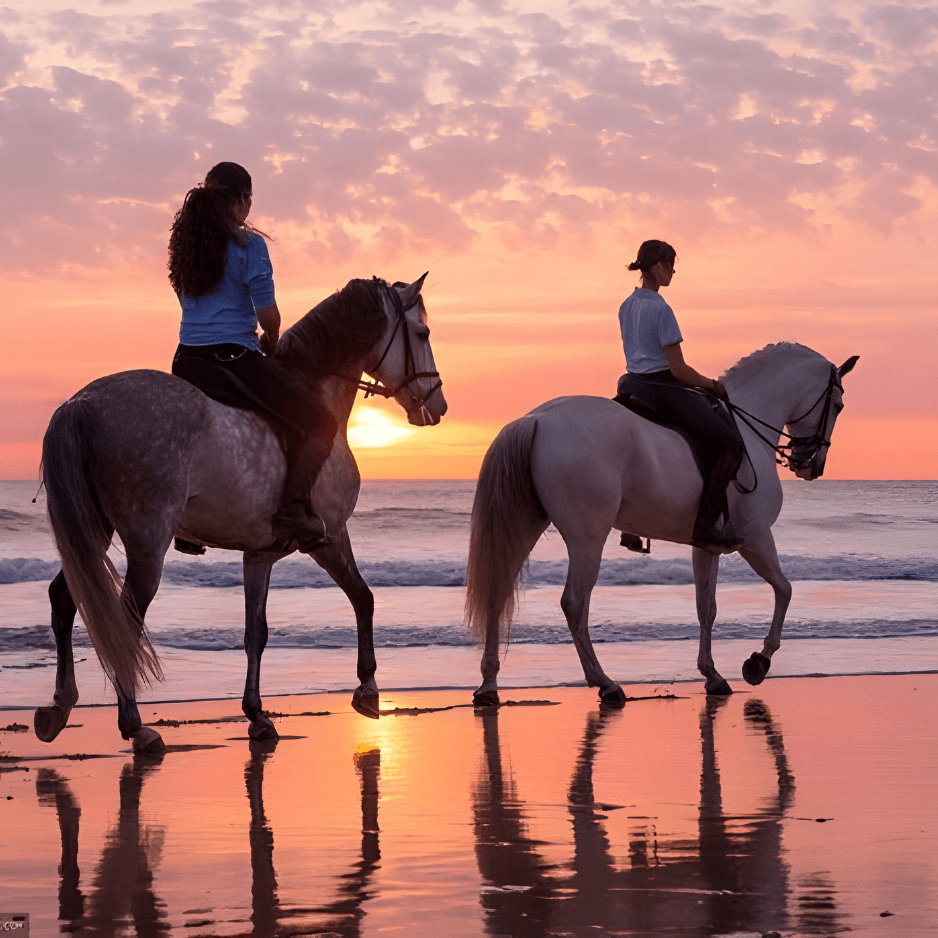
[242, 552, 279, 740]
[310, 529, 379, 719]
[474, 614, 502, 708]
[693, 547, 732, 696]
[116, 555, 166, 753]
[561, 538, 625, 706]
[737, 532, 791, 685]
[34, 570, 80, 742]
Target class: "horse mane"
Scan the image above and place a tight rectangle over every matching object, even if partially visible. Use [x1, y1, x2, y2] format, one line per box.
[276, 278, 388, 374]
[722, 341, 820, 383]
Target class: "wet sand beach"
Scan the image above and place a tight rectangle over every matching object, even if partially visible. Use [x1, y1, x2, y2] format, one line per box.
[1, 674, 936, 937]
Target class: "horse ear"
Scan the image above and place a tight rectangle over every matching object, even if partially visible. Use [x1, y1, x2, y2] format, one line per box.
[837, 355, 859, 379]
[397, 272, 429, 309]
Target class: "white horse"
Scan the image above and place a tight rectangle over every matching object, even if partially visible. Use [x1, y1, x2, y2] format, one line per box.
[37, 275, 446, 751]
[466, 343, 858, 705]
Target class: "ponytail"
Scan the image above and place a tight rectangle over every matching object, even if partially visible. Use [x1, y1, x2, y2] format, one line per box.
[628, 239, 677, 272]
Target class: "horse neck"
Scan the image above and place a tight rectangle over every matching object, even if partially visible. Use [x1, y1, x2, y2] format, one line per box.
[725, 356, 808, 432]
[319, 366, 366, 430]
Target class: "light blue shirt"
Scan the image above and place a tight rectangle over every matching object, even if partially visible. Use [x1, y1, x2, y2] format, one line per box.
[618, 288, 683, 374]
[178, 233, 276, 350]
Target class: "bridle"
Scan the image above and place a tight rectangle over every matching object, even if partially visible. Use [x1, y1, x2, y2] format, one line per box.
[725, 363, 842, 491]
[355, 278, 443, 414]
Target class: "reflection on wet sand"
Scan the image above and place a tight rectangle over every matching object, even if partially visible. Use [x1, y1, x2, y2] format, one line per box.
[36, 752, 168, 936]
[473, 699, 846, 937]
[36, 741, 382, 937]
[238, 739, 382, 937]
[35, 768, 84, 923]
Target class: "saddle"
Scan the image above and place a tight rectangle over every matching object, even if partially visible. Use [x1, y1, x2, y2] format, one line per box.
[173, 348, 298, 435]
[613, 375, 709, 475]
[612, 375, 724, 555]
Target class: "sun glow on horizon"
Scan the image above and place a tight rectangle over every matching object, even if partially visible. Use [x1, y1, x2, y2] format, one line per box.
[347, 406, 416, 449]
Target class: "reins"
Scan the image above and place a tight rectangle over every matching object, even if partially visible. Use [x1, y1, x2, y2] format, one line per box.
[723, 363, 842, 493]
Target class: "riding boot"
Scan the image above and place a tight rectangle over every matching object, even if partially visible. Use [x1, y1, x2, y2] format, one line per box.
[270, 436, 332, 553]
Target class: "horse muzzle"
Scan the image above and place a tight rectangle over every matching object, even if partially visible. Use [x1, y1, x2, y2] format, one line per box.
[407, 393, 447, 426]
[793, 452, 826, 480]
[402, 384, 447, 427]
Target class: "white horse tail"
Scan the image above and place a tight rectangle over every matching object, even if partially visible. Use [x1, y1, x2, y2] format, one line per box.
[42, 398, 162, 697]
[465, 414, 548, 645]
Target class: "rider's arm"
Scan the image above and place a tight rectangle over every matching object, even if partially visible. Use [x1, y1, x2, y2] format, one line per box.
[257, 303, 281, 355]
[663, 343, 726, 398]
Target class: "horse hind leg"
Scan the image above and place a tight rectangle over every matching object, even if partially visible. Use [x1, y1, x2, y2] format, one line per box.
[34, 570, 80, 743]
[561, 537, 625, 706]
[693, 547, 732, 696]
[115, 554, 166, 753]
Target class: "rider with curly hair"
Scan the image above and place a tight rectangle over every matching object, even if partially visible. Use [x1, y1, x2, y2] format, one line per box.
[169, 161, 336, 554]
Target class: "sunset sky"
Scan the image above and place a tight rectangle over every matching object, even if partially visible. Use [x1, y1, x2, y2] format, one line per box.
[1, 0, 935, 479]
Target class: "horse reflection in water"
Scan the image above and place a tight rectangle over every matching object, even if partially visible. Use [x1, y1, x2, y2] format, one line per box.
[36, 752, 168, 936]
[473, 702, 847, 937]
[242, 739, 381, 938]
[36, 744, 381, 936]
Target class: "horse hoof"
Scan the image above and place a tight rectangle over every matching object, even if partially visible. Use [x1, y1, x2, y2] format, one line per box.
[351, 692, 380, 720]
[249, 714, 279, 741]
[473, 689, 500, 708]
[132, 727, 165, 754]
[706, 678, 733, 696]
[34, 705, 70, 743]
[742, 652, 772, 686]
[599, 684, 627, 708]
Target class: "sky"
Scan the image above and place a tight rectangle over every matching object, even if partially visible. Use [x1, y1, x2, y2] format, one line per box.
[0, 0, 936, 479]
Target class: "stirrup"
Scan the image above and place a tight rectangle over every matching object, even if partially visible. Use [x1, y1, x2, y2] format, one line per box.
[174, 537, 206, 555]
[620, 532, 651, 553]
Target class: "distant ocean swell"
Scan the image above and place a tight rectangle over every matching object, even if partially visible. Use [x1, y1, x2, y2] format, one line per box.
[4, 618, 938, 655]
[2, 554, 937, 588]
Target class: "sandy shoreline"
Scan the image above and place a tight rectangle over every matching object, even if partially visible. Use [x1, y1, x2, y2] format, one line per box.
[2, 674, 936, 936]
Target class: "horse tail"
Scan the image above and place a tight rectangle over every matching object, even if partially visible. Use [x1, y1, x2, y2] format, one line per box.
[465, 414, 548, 646]
[42, 397, 162, 698]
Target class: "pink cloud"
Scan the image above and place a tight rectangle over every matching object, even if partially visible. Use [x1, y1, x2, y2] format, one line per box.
[0, 0, 935, 274]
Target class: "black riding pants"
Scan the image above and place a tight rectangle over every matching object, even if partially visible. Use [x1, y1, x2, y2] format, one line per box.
[172, 343, 338, 491]
[616, 370, 745, 534]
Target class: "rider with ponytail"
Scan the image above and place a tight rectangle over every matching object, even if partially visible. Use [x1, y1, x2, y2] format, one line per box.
[616, 239, 745, 553]
[169, 161, 337, 553]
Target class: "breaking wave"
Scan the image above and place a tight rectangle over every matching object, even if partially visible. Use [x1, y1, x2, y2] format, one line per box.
[2, 553, 936, 589]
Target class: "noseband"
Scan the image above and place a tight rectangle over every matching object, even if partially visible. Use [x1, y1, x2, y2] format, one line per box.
[355, 279, 443, 413]
[727, 364, 842, 477]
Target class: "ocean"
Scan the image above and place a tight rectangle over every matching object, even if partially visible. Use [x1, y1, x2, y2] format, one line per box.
[2, 479, 937, 708]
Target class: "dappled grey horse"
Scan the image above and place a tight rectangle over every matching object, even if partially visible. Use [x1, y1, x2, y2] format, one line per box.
[36, 275, 446, 751]
[466, 343, 858, 705]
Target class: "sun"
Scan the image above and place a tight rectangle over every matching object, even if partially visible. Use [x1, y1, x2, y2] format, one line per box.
[347, 405, 416, 449]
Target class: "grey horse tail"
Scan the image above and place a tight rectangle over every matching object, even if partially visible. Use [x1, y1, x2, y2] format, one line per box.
[42, 398, 163, 697]
[465, 414, 548, 646]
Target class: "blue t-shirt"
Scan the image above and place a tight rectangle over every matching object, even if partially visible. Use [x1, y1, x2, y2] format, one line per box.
[178, 233, 276, 350]
[618, 288, 683, 374]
